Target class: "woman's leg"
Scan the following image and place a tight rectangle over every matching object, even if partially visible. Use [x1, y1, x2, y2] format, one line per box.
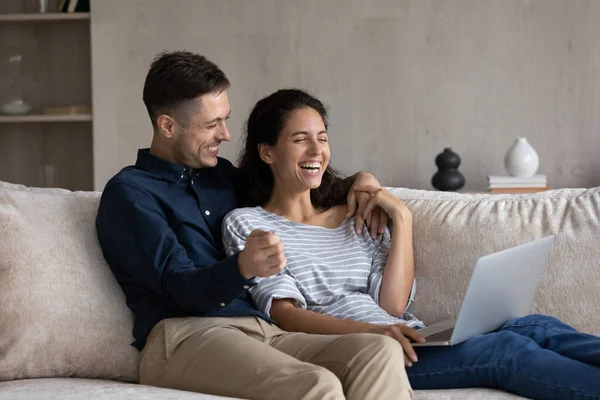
[500, 314, 600, 366]
[408, 330, 600, 400]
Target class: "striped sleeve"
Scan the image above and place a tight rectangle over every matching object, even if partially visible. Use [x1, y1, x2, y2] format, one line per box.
[222, 209, 307, 316]
[367, 228, 417, 311]
[249, 273, 307, 317]
[222, 211, 248, 257]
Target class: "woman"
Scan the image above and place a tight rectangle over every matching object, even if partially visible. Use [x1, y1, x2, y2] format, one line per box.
[222, 89, 600, 400]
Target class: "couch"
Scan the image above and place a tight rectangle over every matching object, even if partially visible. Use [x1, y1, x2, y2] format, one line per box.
[0, 180, 598, 400]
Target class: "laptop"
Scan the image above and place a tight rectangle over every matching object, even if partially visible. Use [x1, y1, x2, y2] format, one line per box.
[412, 235, 555, 347]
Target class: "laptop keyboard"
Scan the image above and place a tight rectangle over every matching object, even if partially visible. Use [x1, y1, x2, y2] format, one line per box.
[425, 328, 454, 342]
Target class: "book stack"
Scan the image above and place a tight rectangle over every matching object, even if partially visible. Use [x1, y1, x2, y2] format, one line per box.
[487, 175, 549, 193]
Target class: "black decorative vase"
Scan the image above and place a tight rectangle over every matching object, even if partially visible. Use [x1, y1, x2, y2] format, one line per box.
[431, 148, 465, 191]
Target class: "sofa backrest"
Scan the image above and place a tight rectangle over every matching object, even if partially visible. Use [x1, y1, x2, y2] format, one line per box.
[387, 187, 600, 336]
[0, 181, 139, 382]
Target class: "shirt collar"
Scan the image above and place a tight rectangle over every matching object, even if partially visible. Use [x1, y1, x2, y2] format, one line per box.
[135, 148, 190, 183]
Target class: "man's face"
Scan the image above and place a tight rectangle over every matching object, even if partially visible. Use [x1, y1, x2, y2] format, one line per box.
[172, 90, 231, 169]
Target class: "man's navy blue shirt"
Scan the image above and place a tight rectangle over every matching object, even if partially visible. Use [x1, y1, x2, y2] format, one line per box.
[96, 149, 270, 350]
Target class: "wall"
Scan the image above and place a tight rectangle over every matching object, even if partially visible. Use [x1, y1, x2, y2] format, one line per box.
[91, 0, 600, 191]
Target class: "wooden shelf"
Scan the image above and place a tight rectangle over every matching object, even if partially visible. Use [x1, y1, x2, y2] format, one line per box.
[0, 13, 90, 22]
[0, 114, 92, 123]
[0, 1, 94, 191]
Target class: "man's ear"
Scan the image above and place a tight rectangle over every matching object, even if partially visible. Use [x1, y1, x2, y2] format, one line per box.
[258, 143, 274, 164]
[156, 114, 176, 139]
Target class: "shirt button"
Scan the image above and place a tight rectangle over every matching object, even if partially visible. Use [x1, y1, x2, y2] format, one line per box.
[243, 285, 249, 290]
[220, 302, 225, 307]
[205, 210, 211, 216]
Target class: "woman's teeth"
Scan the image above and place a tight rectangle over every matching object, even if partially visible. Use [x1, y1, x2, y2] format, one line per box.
[299, 162, 320, 170]
[299, 163, 321, 175]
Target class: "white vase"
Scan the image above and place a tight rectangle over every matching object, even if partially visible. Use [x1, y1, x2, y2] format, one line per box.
[504, 137, 539, 177]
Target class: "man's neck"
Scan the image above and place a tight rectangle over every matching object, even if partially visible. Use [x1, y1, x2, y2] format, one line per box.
[149, 137, 178, 165]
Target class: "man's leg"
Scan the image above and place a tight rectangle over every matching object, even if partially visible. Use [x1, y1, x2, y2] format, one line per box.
[500, 314, 600, 366]
[408, 330, 600, 400]
[263, 320, 412, 400]
[139, 317, 344, 400]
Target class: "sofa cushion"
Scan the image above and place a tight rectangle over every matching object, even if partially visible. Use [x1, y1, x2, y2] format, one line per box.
[386, 187, 600, 336]
[0, 378, 242, 399]
[0, 378, 526, 399]
[0, 181, 138, 382]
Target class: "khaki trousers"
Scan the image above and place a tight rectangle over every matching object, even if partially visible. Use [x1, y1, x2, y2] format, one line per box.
[139, 316, 412, 400]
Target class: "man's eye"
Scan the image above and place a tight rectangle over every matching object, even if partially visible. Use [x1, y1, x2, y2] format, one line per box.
[318, 138, 328, 143]
[294, 138, 307, 143]
[207, 124, 217, 129]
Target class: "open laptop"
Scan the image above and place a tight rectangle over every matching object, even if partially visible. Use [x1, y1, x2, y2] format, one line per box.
[412, 235, 555, 347]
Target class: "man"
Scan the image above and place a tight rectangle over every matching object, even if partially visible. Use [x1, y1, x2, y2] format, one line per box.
[96, 50, 412, 400]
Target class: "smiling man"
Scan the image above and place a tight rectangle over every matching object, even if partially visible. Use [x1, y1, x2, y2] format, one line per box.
[95, 51, 411, 400]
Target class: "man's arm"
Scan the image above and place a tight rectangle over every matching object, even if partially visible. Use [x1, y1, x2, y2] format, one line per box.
[315, 171, 389, 238]
[231, 160, 387, 238]
[329, 172, 361, 206]
[96, 180, 250, 314]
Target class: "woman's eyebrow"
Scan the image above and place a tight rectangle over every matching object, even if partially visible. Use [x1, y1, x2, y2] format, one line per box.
[291, 130, 327, 136]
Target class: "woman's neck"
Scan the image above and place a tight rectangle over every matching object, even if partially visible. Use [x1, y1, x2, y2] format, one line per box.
[263, 187, 320, 224]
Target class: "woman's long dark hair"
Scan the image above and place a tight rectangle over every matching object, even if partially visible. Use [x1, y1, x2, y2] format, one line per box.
[237, 89, 347, 209]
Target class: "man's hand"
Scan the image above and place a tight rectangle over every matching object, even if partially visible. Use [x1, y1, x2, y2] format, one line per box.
[238, 230, 286, 279]
[369, 324, 425, 367]
[345, 172, 389, 238]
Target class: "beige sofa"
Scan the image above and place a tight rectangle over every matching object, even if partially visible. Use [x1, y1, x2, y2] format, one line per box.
[0, 180, 598, 400]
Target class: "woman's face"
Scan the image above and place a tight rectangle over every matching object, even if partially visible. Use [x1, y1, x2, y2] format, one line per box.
[260, 107, 330, 192]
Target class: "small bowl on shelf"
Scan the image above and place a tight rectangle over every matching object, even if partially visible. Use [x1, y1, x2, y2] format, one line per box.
[1, 100, 33, 115]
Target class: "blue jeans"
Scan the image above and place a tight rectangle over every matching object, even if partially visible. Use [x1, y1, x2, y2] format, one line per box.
[408, 314, 600, 400]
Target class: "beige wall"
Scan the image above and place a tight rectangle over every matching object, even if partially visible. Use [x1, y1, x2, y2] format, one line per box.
[91, 0, 600, 191]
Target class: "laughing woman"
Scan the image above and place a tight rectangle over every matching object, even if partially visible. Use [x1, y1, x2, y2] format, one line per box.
[222, 89, 600, 400]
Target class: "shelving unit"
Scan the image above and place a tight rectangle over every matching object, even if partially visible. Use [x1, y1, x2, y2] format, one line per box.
[0, 0, 92, 191]
[0, 12, 90, 22]
[0, 114, 92, 123]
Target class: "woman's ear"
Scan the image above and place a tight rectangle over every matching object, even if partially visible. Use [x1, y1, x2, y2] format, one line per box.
[258, 143, 274, 164]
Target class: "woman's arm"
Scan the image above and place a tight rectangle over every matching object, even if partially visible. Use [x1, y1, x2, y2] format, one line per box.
[271, 298, 373, 335]
[378, 212, 415, 317]
[355, 186, 416, 317]
[271, 299, 424, 366]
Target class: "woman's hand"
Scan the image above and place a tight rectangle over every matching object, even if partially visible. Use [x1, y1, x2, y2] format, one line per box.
[345, 172, 390, 237]
[369, 324, 425, 367]
[271, 299, 425, 367]
[353, 185, 412, 223]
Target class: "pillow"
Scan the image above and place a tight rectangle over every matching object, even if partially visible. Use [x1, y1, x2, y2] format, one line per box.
[386, 187, 600, 336]
[0, 181, 139, 382]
